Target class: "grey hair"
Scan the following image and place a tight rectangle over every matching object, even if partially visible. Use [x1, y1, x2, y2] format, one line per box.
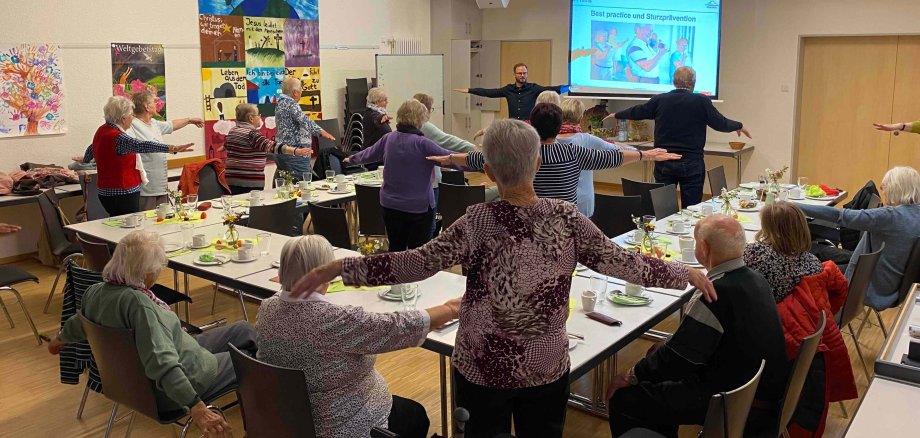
[536, 91, 561, 106]
[560, 98, 585, 125]
[697, 215, 746, 258]
[367, 87, 387, 105]
[102, 231, 167, 289]
[481, 119, 541, 187]
[103, 96, 134, 125]
[131, 91, 155, 115]
[279, 235, 335, 292]
[882, 166, 920, 206]
[281, 77, 301, 96]
[235, 103, 258, 122]
[396, 99, 429, 129]
[413, 93, 434, 112]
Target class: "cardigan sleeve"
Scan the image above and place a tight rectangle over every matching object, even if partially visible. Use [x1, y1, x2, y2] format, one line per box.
[329, 306, 431, 354]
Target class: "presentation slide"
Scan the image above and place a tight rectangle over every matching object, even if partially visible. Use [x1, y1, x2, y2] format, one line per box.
[568, 0, 723, 98]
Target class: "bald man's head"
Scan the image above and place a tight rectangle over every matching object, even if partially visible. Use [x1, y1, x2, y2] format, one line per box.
[694, 215, 746, 269]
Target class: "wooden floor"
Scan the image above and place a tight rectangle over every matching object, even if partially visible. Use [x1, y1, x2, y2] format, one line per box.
[0, 179, 899, 437]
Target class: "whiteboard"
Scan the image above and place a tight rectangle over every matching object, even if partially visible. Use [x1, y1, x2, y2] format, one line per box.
[375, 54, 444, 128]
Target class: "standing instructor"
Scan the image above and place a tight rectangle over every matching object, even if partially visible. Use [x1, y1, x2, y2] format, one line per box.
[455, 63, 569, 121]
[608, 67, 751, 207]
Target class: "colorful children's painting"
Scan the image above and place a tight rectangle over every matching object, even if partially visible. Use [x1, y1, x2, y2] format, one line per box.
[0, 43, 66, 137]
[198, 0, 318, 20]
[111, 43, 166, 120]
[200, 15, 245, 68]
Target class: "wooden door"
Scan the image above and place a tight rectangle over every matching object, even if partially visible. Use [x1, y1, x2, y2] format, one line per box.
[795, 36, 897, 192]
[888, 36, 920, 169]
[499, 40, 552, 119]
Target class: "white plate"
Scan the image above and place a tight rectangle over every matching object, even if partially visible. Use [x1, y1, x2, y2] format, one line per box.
[378, 288, 413, 301]
[358, 181, 382, 186]
[230, 255, 258, 263]
[189, 242, 212, 250]
[742, 223, 761, 232]
[739, 182, 760, 190]
[120, 223, 142, 229]
[736, 207, 759, 212]
[163, 243, 184, 253]
[271, 260, 280, 268]
[328, 189, 352, 195]
[663, 229, 689, 235]
[193, 255, 229, 266]
[806, 195, 836, 201]
[676, 257, 703, 267]
[787, 195, 805, 200]
[212, 201, 241, 209]
[568, 339, 578, 350]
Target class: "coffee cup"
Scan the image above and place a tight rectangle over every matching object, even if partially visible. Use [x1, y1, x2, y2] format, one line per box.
[237, 247, 253, 261]
[681, 248, 698, 264]
[242, 241, 254, 251]
[301, 188, 312, 201]
[678, 235, 695, 251]
[298, 181, 309, 191]
[156, 203, 170, 220]
[625, 283, 643, 297]
[250, 197, 262, 207]
[192, 234, 207, 247]
[739, 192, 754, 202]
[581, 290, 597, 312]
[669, 220, 685, 233]
[250, 190, 262, 199]
[335, 174, 346, 184]
[123, 214, 139, 227]
[701, 204, 715, 216]
[789, 187, 803, 199]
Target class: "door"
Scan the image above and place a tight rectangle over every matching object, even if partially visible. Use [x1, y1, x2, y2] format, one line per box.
[499, 40, 552, 119]
[795, 36, 897, 192]
[450, 39, 471, 114]
[477, 40, 502, 112]
[888, 36, 920, 169]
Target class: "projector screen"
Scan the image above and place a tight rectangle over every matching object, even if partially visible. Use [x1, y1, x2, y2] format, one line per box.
[568, 0, 723, 98]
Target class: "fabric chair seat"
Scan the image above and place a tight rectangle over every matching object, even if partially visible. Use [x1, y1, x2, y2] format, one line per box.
[0, 266, 39, 287]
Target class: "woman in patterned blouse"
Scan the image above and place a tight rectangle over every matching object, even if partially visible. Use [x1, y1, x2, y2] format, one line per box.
[290, 119, 716, 437]
[744, 202, 824, 301]
[255, 235, 460, 438]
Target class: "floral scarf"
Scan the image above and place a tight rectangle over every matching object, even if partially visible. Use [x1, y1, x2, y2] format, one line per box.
[367, 103, 387, 115]
[559, 124, 582, 135]
[108, 280, 171, 311]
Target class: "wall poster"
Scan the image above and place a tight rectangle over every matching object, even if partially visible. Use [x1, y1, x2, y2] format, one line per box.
[0, 43, 66, 137]
[111, 43, 167, 120]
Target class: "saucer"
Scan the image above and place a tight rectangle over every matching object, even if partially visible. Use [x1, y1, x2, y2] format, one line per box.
[194, 255, 229, 266]
[271, 260, 280, 268]
[328, 189, 352, 194]
[378, 288, 413, 301]
[608, 292, 653, 306]
[665, 229, 689, 235]
[677, 257, 702, 267]
[568, 339, 578, 350]
[189, 242, 211, 250]
[120, 223, 142, 229]
[163, 243, 184, 253]
[230, 255, 258, 263]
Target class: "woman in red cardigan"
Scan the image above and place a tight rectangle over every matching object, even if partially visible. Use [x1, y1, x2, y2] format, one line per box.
[85, 96, 193, 215]
[744, 202, 856, 437]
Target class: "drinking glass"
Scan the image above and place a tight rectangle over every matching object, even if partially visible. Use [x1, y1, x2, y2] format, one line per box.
[257, 232, 271, 256]
[220, 195, 233, 210]
[401, 283, 419, 310]
[590, 275, 608, 303]
[797, 176, 808, 188]
[302, 172, 312, 183]
[325, 170, 335, 183]
[274, 178, 285, 190]
[180, 223, 195, 248]
[183, 194, 198, 211]
[641, 215, 655, 225]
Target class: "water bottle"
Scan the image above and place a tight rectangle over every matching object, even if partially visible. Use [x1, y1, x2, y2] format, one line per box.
[617, 119, 628, 142]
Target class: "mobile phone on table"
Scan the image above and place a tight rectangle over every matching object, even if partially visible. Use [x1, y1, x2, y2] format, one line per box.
[586, 312, 622, 326]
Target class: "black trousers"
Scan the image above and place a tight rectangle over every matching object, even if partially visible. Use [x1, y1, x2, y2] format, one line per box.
[99, 192, 141, 216]
[387, 395, 430, 438]
[229, 185, 258, 196]
[654, 159, 706, 208]
[607, 380, 708, 438]
[453, 368, 570, 438]
[810, 242, 852, 273]
[382, 206, 435, 252]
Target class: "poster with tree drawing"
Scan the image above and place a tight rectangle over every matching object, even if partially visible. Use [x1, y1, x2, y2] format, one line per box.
[0, 43, 65, 137]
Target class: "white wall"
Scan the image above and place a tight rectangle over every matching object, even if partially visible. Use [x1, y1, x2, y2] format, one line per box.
[0, 0, 429, 258]
[482, 0, 920, 187]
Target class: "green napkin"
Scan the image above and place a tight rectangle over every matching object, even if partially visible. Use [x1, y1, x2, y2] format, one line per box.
[102, 219, 123, 227]
[608, 294, 652, 306]
[166, 249, 193, 258]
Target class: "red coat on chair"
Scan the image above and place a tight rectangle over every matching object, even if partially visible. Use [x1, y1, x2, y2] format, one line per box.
[178, 158, 231, 196]
[777, 261, 857, 437]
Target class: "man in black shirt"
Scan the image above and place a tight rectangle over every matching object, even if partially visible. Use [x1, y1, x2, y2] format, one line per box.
[455, 63, 569, 120]
[607, 215, 789, 437]
[609, 67, 751, 207]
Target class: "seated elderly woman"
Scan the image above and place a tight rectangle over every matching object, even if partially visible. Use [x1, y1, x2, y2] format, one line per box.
[744, 202, 856, 437]
[434, 103, 675, 207]
[557, 98, 679, 217]
[345, 99, 459, 251]
[47, 231, 257, 438]
[224, 103, 310, 195]
[255, 235, 460, 438]
[802, 166, 920, 311]
[85, 96, 193, 216]
[291, 119, 715, 438]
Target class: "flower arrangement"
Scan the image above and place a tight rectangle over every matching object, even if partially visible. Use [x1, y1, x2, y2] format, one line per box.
[718, 188, 737, 215]
[358, 238, 385, 256]
[222, 211, 241, 243]
[632, 215, 657, 254]
[278, 170, 295, 189]
[167, 189, 191, 219]
[765, 165, 789, 186]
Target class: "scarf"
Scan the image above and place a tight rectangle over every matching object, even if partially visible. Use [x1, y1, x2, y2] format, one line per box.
[396, 124, 425, 136]
[108, 280, 171, 311]
[559, 124, 582, 135]
[367, 103, 387, 115]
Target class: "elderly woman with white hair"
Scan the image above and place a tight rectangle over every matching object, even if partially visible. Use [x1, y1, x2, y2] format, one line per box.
[47, 231, 257, 438]
[292, 119, 716, 438]
[361, 87, 393, 152]
[275, 77, 335, 182]
[802, 166, 920, 310]
[256, 235, 459, 438]
[84, 96, 193, 215]
[345, 99, 459, 251]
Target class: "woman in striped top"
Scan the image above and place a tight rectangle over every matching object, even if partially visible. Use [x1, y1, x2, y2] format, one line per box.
[224, 103, 310, 195]
[431, 103, 660, 205]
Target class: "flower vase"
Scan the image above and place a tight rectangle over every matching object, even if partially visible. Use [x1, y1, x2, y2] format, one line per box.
[765, 183, 779, 205]
[641, 233, 655, 255]
[224, 226, 239, 243]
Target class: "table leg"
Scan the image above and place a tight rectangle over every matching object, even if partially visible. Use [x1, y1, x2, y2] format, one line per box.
[736, 156, 743, 187]
[183, 273, 190, 323]
[439, 354, 449, 438]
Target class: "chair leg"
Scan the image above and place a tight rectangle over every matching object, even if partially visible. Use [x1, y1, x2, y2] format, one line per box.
[124, 411, 136, 438]
[209, 284, 218, 315]
[104, 403, 119, 438]
[44, 253, 82, 313]
[847, 323, 872, 381]
[179, 418, 194, 438]
[838, 400, 849, 418]
[9, 287, 42, 345]
[0, 295, 13, 328]
[76, 383, 90, 419]
[874, 309, 889, 338]
[236, 290, 249, 322]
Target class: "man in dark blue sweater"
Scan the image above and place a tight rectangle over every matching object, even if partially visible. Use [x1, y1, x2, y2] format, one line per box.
[455, 63, 569, 120]
[607, 215, 789, 438]
[610, 67, 751, 207]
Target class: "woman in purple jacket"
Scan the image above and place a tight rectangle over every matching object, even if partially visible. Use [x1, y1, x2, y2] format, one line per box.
[345, 99, 457, 251]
